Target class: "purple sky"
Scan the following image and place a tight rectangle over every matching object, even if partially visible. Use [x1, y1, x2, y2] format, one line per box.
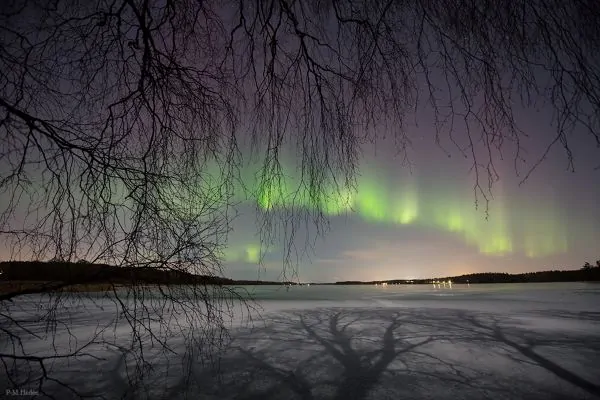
[223, 103, 599, 282]
[1, 1, 598, 283]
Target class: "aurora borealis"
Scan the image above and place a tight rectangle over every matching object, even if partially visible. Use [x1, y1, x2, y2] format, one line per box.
[213, 125, 599, 282]
[1, 118, 596, 282]
[1, 0, 599, 284]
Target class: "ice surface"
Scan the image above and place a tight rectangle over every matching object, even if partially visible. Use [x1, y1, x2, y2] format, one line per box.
[1, 283, 599, 399]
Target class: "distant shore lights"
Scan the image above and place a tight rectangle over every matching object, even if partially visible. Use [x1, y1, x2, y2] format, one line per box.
[431, 280, 453, 289]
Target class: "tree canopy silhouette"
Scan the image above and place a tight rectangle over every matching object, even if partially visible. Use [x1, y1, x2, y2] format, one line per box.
[1, 0, 599, 397]
[1, 0, 599, 272]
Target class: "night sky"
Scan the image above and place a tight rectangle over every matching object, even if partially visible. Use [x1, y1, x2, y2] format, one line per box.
[1, 1, 598, 283]
[220, 103, 599, 282]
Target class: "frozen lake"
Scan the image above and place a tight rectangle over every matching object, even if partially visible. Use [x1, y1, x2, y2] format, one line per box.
[1, 283, 599, 399]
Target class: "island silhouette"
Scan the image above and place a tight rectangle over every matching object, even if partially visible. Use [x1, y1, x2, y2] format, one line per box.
[1, 259, 599, 298]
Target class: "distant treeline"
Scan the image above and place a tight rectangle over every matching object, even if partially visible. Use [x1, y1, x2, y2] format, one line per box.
[437, 269, 600, 284]
[2, 261, 599, 291]
[0, 261, 295, 288]
[335, 268, 600, 285]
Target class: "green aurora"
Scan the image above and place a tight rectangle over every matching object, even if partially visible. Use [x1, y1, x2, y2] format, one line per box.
[162, 156, 570, 264]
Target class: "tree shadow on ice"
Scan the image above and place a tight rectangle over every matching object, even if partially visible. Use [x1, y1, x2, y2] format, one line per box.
[221, 310, 439, 400]
[529, 309, 600, 323]
[12, 307, 600, 399]
[450, 310, 600, 398]
[194, 307, 600, 400]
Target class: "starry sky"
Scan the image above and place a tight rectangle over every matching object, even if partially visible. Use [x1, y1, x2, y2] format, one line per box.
[214, 1, 600, 282]
[0, 0, 600, 282]
[219, 104, 599, 282]
[3, 84, 596, 282]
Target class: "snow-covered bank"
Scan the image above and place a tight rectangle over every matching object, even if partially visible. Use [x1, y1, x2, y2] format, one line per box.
[1, 283, 599, 399]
